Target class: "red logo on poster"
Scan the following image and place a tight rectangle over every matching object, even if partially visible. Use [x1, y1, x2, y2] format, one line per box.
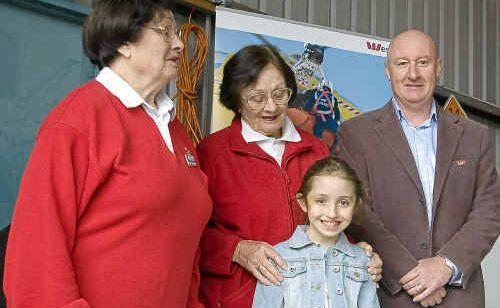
[366, 42, 381, 51]
[366, 41, 388, 53]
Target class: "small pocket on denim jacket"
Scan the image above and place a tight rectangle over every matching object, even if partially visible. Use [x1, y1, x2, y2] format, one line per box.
[281, 258, 307, 278]
[344, 266, 370, 306]
[345, 266, 369, 282]
[283, 258, 307, 308]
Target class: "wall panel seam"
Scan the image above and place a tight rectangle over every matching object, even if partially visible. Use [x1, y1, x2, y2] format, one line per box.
[454, 0, 460, 90]
[468, 0, 474, 96]
[439, 0, 445, 85]
[482, 0, 487, 99]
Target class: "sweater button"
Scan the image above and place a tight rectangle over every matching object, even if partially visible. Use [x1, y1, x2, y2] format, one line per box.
[217, 302, 222, 307]
[420, 241, 428, 249]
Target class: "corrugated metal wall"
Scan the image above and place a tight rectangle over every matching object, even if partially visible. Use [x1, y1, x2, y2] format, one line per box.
[233, 0, 499, 106]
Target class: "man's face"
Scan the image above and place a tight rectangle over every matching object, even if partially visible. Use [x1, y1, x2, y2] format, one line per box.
[385, 31, 441, 109]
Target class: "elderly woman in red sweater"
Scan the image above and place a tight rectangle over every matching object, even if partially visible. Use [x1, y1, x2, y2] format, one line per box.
[197, 45, 381, 308]
[4, 1, 211, 307]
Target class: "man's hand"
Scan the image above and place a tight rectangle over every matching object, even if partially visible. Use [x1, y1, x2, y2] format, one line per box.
[400, 256, 452, 302]
[233, 240, 287, 286]
[418, 287, 447, 307]
[356, 242, 383, 282]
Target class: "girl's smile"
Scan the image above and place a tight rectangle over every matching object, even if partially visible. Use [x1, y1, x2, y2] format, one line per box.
[298, 175, 356, 247]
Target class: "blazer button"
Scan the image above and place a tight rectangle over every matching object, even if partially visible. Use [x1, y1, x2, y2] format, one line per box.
[420, 241, 428, 249]
[419, 197, 425, 205]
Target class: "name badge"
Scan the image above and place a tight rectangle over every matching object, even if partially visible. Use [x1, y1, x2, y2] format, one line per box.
[184, 148, 197, 167]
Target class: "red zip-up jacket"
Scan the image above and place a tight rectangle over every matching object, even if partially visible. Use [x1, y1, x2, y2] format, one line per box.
[197, 118, 329, 308]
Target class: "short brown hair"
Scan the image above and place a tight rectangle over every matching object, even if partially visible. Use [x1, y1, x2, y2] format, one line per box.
[297, 157, 366, 224]
[82, 0, 175, 69]
[220, 44, 297, 115]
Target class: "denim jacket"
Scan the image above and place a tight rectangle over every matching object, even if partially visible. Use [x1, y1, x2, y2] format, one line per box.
[252, 226, 380, 308]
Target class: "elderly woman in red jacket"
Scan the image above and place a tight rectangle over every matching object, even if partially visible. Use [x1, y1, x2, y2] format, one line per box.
[4, 1, 211, 307]
[197, 45, 381, 308]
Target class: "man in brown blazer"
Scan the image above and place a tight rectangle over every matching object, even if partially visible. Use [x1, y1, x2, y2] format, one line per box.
[338, 29, 500, 307]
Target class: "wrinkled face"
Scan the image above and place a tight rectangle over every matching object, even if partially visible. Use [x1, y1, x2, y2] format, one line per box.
[298, 175, 356, 247]
[385, 31, 441, 109]
[239, 64, 289, 138]
[126, 10, 184, 85]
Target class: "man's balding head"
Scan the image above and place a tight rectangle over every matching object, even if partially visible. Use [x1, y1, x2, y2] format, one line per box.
[387, 30, 439, 63]
[385, 29, 441, 113]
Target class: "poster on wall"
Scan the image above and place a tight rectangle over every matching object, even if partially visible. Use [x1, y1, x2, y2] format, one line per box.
[213, 7, 393, 152]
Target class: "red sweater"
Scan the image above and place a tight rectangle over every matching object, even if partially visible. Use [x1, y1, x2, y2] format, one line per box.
[4, 80, 212, 308]
[197, 119, 329, 308]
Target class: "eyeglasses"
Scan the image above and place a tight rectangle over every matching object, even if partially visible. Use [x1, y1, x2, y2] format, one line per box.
[144, 24, 181, 41]
[244, 87, 292, 109]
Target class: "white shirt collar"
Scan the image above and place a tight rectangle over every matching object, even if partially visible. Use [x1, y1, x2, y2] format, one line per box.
[96, 67, 175, 120]
[241, 116, 302, 143]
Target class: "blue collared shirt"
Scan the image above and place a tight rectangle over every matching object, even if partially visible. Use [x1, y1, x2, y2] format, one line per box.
[392, 98, 437, 227]
[252, 226, 380, 308]
[392, 98, 462, 285]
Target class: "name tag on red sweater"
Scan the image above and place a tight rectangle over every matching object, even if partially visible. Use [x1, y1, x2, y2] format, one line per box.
[184, 149, 197, 167]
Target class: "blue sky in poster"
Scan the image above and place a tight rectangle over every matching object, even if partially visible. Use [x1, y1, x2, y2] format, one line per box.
[216, 28, 393, 112]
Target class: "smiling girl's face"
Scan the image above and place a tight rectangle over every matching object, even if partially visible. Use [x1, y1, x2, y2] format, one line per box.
[298, 175, 356, 247]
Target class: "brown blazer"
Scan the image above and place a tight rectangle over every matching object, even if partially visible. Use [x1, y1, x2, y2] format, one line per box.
[337, 102, 500, 308]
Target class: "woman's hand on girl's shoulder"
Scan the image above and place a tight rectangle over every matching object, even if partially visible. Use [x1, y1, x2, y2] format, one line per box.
[356, 242, 383, 283]
[233, 240, 287, 286]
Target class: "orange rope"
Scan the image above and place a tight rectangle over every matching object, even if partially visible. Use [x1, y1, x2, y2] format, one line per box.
[176, 19, 209, 146]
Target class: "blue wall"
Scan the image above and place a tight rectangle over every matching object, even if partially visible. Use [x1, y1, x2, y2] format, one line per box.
[0, 0, 93, 228]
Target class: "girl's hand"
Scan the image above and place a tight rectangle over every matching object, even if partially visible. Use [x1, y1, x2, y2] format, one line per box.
[233, 240, 287, 286]
[356, 241, 383, 282]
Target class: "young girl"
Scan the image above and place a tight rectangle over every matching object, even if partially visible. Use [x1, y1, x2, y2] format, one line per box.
[252, 157, 380, 308]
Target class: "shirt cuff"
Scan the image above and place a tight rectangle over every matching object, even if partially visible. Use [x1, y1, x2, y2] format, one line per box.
[444, 257, 463, 286]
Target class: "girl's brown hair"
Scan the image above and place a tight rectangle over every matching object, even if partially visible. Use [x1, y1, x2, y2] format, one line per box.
[297, 157, 366, 223]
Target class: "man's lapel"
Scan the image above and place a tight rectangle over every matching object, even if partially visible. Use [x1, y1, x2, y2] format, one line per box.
[432, 107, 464, 217]
[374, 102, 425, 199]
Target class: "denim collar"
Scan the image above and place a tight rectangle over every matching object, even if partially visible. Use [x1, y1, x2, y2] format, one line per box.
[288, 225, 356, 257]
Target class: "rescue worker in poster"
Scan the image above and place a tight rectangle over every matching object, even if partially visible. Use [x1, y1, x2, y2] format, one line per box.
[305, 81, 342, 143]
